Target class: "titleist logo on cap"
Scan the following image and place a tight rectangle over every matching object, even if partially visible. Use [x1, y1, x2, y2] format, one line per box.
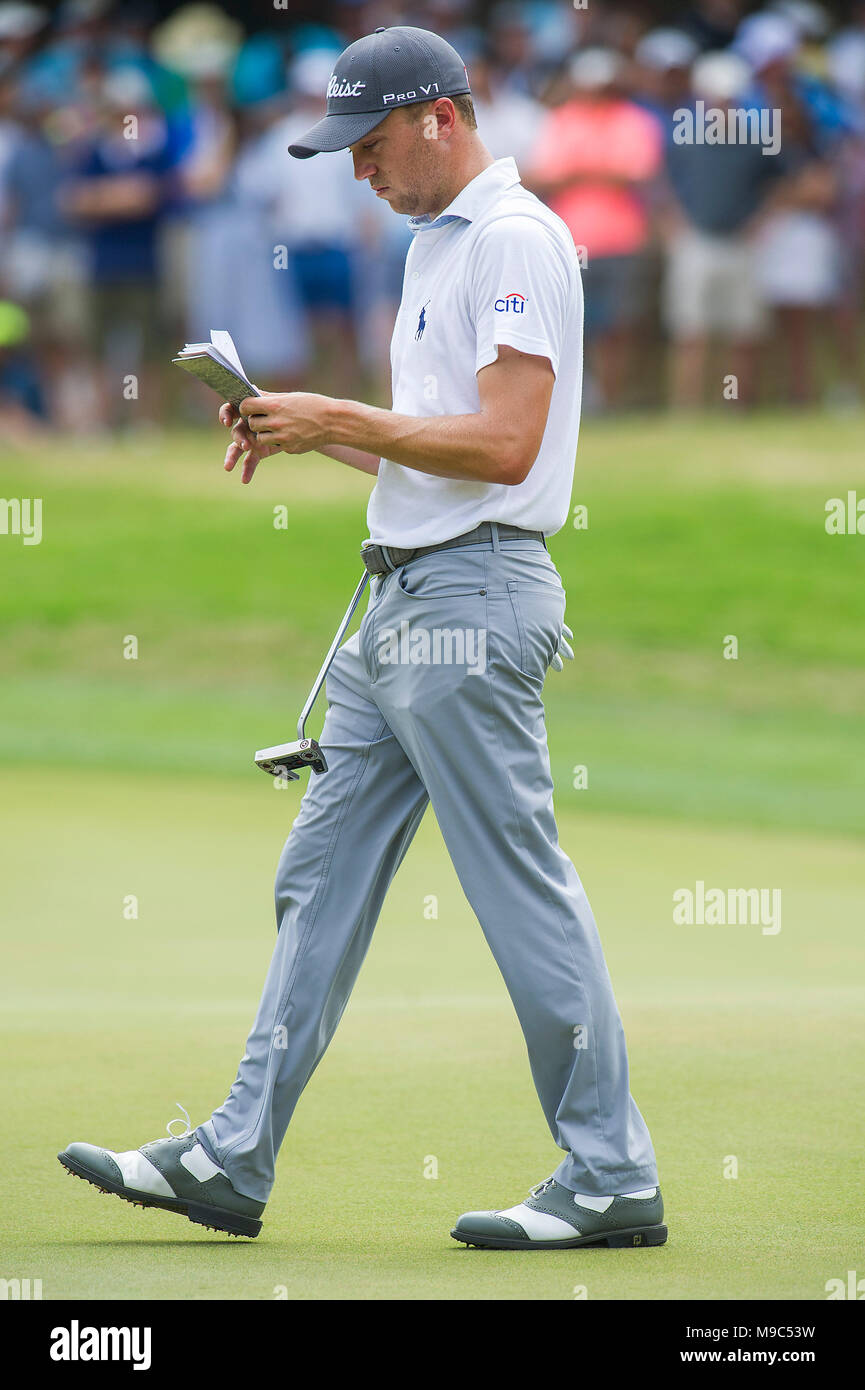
[327, 76, 367, 98]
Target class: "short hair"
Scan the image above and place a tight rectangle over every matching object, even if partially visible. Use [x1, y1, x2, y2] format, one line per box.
[406, 93, 478, 131]
[452, 93, 478, 130]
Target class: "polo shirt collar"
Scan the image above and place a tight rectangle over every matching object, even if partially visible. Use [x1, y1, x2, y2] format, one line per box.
[407, 156, 521, 235]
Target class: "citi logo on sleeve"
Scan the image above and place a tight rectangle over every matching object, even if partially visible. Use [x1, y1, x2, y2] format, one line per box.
[494, 292, 527, 313]
[327, 76, 367, 98]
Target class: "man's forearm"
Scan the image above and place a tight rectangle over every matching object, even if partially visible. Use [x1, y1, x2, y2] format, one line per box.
[325, 397, 524, 485]
[236, 348, 551, 486]
[318, 443, 381, 476]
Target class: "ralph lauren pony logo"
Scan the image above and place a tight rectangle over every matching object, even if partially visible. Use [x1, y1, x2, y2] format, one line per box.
[415, 301, 430, 341]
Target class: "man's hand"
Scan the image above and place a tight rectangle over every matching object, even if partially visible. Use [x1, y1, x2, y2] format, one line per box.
[550, 623, 574, 672]
[239, 392, 332, 456]
[219, 402, 281, 484]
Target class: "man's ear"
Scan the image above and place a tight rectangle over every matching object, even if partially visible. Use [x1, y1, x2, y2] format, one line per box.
[424, 98, 457, 143]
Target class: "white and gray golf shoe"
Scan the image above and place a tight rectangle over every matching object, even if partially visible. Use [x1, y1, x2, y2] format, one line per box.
[58, 1107, 263, 1238]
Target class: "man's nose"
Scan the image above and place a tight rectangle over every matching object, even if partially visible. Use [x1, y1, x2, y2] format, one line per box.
[352, 151, 376, 182]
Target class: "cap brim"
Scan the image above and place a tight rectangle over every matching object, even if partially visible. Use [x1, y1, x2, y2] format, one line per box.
[288, 109, 388, 158]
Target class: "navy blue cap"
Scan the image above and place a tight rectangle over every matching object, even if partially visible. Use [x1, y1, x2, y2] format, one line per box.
[288, 26, 472, 158]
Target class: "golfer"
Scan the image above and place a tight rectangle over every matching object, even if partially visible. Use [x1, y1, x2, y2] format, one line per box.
[59, 27, 665, 1250]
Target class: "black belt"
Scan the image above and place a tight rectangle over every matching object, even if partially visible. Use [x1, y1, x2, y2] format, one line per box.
[360, 522, 546, 578]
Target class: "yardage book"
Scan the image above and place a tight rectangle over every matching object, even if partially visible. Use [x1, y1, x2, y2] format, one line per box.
[171, 330, 260, 409]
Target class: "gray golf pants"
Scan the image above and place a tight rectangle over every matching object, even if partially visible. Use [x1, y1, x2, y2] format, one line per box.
[198, 531, 658, 1202]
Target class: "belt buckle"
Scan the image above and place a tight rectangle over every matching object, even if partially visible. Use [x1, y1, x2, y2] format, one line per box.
[360, 541, 382, 576]
[362, 541, 401, 577]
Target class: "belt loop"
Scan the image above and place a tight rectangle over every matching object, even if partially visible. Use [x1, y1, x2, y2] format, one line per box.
[489, 521, 501, 553]
[380, 545, 397, 573]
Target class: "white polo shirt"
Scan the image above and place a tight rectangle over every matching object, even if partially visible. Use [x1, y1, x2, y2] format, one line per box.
[366, 156, 583, 548]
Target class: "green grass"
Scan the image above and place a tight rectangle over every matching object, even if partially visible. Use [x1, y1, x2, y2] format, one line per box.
[0, 414, 863, 1299]
[1, 415, 863, 833]
[2, 766, 863, 1300]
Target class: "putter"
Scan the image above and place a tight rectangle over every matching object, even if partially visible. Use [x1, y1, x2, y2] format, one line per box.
[254, 570, 370, 778]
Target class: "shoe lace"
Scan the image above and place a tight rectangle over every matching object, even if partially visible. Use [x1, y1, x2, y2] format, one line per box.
[529, 1178, 556, 1200]
[166, 1101, 192, 1139]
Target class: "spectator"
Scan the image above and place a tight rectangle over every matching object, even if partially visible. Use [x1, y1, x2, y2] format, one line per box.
[236, 48, 372, 399]
[62, 66, 177, 429]
[468, 39, 545, 164]
[157, 39, 239, 352]
[16, 0, 112, 107]
[0, 75, 19, 233]
[525, 46, 663, 408]
[0, 0, 861, 423]
[679, 0, 747, 53]
[828, 1, 865, 120]
[0, 81, 89, 428]
[0, 3, 49, 95]
[0, 296, 47, 435]
[182, 86, 310, 398]
[632, 27, 700, 125]
[660, 50, 787, 408]
[737, 11, 848, 403]
[488, 1, 538, 96]
[828, 5, 865, 403]
[417, 0, 478, 57]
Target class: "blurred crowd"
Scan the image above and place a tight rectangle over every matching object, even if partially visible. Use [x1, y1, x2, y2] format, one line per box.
[1, 0, 865, 432]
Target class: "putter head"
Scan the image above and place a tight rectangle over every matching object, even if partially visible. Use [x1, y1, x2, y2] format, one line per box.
[254, 738, 328, 777]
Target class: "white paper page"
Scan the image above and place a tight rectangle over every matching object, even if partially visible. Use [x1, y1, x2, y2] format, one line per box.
[210, 330, 247, 380]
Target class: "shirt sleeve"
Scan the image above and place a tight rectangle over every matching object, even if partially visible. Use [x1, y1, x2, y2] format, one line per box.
[469, 214, 572, 377]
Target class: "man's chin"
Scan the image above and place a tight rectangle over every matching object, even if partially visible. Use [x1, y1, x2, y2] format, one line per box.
[378, 190, 424, 216]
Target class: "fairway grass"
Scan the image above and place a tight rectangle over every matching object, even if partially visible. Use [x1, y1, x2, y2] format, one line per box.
[1, 766, 862, 1301]
[2, 414, 863, 1300]
[2, 415, 863, 837]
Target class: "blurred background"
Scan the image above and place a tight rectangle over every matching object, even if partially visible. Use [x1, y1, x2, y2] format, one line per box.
[1, 0, 865, 427]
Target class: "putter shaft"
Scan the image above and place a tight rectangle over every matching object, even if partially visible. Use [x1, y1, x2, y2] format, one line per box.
[297, 571, 370, 740]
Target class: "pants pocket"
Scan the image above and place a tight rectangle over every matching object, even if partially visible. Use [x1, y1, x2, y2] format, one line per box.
[396, 552, 487, 599]
[506, 579, 566, 681]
